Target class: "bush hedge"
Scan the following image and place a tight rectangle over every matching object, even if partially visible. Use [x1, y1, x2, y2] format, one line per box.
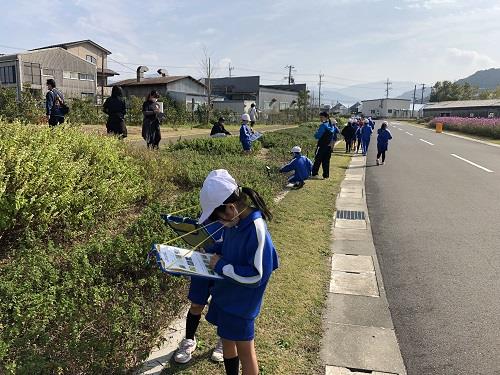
[0, 122, 321, 374]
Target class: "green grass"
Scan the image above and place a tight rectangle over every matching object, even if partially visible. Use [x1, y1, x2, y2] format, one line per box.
[161, 145, 351, 375]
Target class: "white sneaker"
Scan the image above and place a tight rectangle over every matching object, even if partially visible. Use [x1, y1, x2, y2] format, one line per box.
[174, 338, 197, 364]
[376, 159, 380, 165]
[211, 338, 224, 362]
[381, 161, 385, 165]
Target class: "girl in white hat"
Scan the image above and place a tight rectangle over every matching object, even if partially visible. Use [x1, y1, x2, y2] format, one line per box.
[199, 169, 279, 375]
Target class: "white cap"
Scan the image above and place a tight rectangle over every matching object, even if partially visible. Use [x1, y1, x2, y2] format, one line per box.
[198, 169, 238, 224]
[382, 121, 388, 125]
[241, 113, 251, 121]
[291, 146, 301, 153]
[364, 119, 369, 124]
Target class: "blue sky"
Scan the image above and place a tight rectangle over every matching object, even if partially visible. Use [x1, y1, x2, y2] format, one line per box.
[2, 0, 500, 100]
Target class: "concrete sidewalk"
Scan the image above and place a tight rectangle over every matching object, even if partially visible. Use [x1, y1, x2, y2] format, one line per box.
[320, 153, 407, 375]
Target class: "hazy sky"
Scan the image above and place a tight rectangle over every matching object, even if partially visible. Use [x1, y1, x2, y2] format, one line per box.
[2, 0, 499, 96]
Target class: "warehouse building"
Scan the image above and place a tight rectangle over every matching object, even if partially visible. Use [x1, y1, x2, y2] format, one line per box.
[361, 98, 412, 118]
[422, 100, 500, 118]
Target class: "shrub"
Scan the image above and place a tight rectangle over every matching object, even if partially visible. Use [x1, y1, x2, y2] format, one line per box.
[0, 122, 144, 246]
[0, 123, 315, 374]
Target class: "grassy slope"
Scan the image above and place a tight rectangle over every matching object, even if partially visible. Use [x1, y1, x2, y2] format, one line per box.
[162, 148, 351, 375]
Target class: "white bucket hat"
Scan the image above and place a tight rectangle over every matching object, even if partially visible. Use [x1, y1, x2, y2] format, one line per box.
[198, 169, 238, 224]
[241, 113, 251, 122]
[291, 146, 301, 153]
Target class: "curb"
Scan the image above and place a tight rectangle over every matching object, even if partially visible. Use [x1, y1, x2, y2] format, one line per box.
[320, 154, 407, 375]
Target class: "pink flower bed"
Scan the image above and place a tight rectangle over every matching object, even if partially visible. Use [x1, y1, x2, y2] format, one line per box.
[429, 117, 500, 139]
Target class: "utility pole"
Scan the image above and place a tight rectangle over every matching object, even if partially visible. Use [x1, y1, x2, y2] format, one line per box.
[318, 73, 324, 109]
[385, 78, 392, 99]
[285, 65, 295, 85]
[228, 63, 234, 78]
[207, 57, 211, 125]
[421, 83, 426, 104]
[412, 84, 417, 117]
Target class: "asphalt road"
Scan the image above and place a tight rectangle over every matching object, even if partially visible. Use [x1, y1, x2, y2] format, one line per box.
[365, 121, 500, 375]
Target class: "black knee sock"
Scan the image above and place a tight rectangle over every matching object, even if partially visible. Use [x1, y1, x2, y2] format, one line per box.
[185, 311, 201, 340]
[224, 356, 240, 375]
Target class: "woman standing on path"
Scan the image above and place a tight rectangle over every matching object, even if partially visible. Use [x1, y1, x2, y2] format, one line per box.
[142, 90, 162, 149]
[376, 121, 393, 165]
[103, 86, 127, 138]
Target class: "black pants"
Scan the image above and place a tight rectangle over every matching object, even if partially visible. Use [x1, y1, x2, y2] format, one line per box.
[106, 117, 127, 138]
[377, 146, 386, 162]
[49, 116, 64, 127]
[356, 138, 361, 152]
[312, 146, 332, 178]
[345, 138, 352, 153]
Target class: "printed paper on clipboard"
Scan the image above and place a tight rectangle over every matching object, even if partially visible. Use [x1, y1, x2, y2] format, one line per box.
[153, 244, 223, 280]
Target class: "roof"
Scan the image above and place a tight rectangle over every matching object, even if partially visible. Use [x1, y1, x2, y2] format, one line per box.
[98, 67, 119, 76]
[424, 99, 500, 110]
[30, 40, 111, 55]
[332, 103, 347, 109]
[362, 98, 411, 102]
[111, 75, 207, 88]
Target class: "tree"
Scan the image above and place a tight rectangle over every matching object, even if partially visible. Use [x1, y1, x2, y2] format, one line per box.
[430, 81, 480, 102]
[297, 90, 310, 121]
[200, 46, 217, 125]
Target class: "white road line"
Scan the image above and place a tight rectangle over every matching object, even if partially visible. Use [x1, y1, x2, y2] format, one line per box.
[450, 154, 494, 173]
[419, 138, 434, 146]
[398, 128, 403, 131]
[405, 132, 414, 136]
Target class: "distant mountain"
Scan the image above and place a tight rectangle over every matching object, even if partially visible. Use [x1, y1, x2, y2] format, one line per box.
[330, 81, 421, 103]
[455, 68, 500, 89]
[320, 89, 359, 106]
[397, 87, 432, 103]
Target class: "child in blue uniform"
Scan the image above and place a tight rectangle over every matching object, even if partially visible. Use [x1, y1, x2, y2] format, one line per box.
[279, 146, 313, 188]
[240, 113, 253, 153]
[376, 121, 393, 165]
[360, 120, 373, 156]
[198, 169, 279, 375]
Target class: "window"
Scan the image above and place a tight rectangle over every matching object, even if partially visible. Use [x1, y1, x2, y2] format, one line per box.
[86, 55, 97, 64]
[70, 71, 78, 80]
[279, 102, 289, 111]
[43, 68, 55, 76]
[264, 101, 271, 108]
[371, 109, 376, 114]
[79, 73, 94, 81]
[81, 92, 94, 99]
[0, 65, 17, 84]
[23, 62, 41, 85]
[388, 109, 393, 114]
[63, 71, 71, 79]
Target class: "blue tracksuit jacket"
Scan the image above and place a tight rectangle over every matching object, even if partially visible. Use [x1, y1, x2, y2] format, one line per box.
[240, 123, 253, 150]
[361, 124, 373, 140]
[212, 210, 279, 319]
[377, 128, 393, 152]
[280, 154, 313, 183]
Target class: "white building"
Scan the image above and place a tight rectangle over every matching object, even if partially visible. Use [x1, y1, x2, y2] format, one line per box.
[361, 98, 412, 118]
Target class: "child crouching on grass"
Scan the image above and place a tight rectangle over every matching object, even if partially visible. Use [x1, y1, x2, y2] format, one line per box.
[198, 169, 279, 375]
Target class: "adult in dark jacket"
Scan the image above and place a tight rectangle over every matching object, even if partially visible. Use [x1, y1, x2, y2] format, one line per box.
[45, 79, 65, 127]
[103, 86, 127, 138]
[341, 120, 356, 153]
[376, 121, 393, 165]
[210, 117, 231, 137]
[311, 112, 339, 179]
[142, 90, 162, 149]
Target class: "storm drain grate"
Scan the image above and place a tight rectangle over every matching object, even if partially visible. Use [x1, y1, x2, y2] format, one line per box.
[336, 210, 365, 220]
